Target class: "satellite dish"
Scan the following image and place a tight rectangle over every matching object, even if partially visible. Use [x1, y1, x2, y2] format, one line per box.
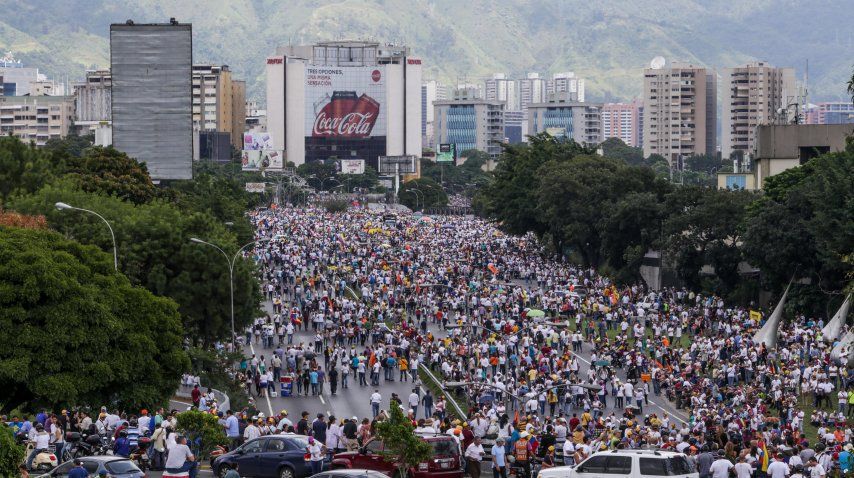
[650, 56, 666, 69]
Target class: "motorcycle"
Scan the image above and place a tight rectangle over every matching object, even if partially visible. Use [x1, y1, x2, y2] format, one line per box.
[130, 437, 151, 471]
[17, 435, 58, 473]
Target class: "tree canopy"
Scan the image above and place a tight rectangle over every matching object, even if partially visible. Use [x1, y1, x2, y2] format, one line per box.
[0, 226, 188, 413]
[398, 177, 448, 211]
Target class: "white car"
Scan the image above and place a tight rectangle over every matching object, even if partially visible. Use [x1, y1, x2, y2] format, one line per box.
[538, 449, 698, 478]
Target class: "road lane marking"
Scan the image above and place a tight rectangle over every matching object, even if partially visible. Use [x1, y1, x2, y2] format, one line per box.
[249, 342, 275, 417]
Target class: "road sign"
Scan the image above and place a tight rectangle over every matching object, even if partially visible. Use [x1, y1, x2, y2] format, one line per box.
[378, 155, 417, 174]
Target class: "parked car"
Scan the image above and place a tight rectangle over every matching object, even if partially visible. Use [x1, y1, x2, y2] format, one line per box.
[310, 470, 389, 478]
[538, 449, 698, 478]
[35, 456, 144, 478]
[330, 434, 463, 478]
[212, 433, 328, 478]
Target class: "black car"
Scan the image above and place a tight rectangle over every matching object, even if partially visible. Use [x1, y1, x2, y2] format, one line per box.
[36, 456, 144, 478]
[213, 434, 328, 478]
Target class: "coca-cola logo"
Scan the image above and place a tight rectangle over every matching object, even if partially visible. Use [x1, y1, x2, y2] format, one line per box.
[371, 69, 381, 82]
[313, 111, 375, 137]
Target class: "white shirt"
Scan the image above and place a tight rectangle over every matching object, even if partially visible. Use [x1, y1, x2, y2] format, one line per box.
[465, 443, 485, 461]
[735, 462, 754, 478]
[244, 424, 260, 440]
[767, 460, 789, 478]
[810, 463, 826, 478]
[370, 392, 382, 404]
[710, 458, 734, 478]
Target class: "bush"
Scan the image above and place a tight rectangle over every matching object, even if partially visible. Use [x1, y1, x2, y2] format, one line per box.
[176, 410, 228, 459]
[324, 199, 349, 213]
[0, 424, 25, 477]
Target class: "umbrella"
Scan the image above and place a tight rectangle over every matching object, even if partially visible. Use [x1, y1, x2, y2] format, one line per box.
[526, 309, 545, 318]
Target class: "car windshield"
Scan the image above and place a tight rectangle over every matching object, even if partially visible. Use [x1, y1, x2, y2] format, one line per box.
[289, 437, 309, 449]
[430, 440, 459, 457]
[106, 459, 141, 474]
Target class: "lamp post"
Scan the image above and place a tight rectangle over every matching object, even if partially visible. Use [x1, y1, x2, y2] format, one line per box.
[191, 236, 272, 349]
[55, 202, 118, 272]
[408, 188, 424, 211]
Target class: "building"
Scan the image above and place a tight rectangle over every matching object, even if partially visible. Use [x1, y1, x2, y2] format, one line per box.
[721, 62, 795, 159]
[643, 62, 717, 164]
[73, 69, 112, 134]
[518, 72, 545, 112]
[805, 102, 854, 125]
[110, 21, 193, 181]
[546, 72, 585, 102]
[266, 41, 422, 170]
[245, 99, 266, 133]
[0, 64, 39, 97]
[421, 79, 447, 149]
[433, 98, 504, 158]
[0, 95, 75, 146]
[453, 83, 483, 100]
[504, 110, 525, 144]
[485, 73, 518, 110]
[527, 96, 603, 146]
[602, 100, 643, 147]
[191, 64, 246, 149]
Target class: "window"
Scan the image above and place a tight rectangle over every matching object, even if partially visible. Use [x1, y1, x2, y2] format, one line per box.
[430, 439, 460, 457]
[639, 457, 669, 476]
[266, 439, 287, 452]
[577, 455, 608, 473]
[241, 439, 264, 453]
[670, 456, 695, 474]
[105, 460, 140, 474]
[605, 456, 633, 474]
[365, 439, 384, 453]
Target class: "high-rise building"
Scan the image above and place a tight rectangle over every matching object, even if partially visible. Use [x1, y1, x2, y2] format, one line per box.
[111, 21, 193, 180]
[528, 94, 603, 146]
[602, 100, 643, 147]
[422, 79, 447, 149]
[518, 72, 545, 112]
[643, 62, 717, 163]
[0, 54, 40, 97]
[433, 98, 504, 158]
[453, 83, 483, 100]
[485, 73, 518, 110]
[73, 69, 112, 134]
[504, 110, 525, 144]
[721, 62, 795, 159]
[546, 72, 585, 102]
[804, 102, 854, 125]
[0, 95, 75, 146]
[191, 64, 246, 149]
[266, 41, 422, 169]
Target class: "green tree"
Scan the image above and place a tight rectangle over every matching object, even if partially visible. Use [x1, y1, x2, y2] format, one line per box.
[476, 133, 596, 237]
[0, 424, 24, 477]
[662, 187, 754, 295]
[375, 401, 433, 478]
[176, 410, 228, 459]
[398, 177, 448, 211]
[63, 146, 159, 205]
[0, 136, 59, 207]
[600, 137, 644, 166]
[43, 133, 95, 159]
[0, 226, 188, 413]
[10, 181, 262, 346]
[297, 160, 338, 190]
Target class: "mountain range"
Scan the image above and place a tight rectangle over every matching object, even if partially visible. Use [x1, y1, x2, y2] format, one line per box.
[1, 0, 852, 103]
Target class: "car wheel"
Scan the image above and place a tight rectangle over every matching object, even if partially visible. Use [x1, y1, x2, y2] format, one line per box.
[279, 466, 295, 478]
[217, 465, 233, 478]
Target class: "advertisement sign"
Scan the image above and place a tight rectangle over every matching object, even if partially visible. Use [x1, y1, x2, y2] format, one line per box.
[242, 150, 284, 170]
[339, 159, 366, 175]
[244, 132, 274, 150]
[245, 182, 267, 193]
[304, 66, 386, 168]
[437, 143, 455, 163]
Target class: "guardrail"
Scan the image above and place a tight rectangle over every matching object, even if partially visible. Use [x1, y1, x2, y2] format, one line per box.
[418, 364, 467, 419]
[176, 384, 231, 413]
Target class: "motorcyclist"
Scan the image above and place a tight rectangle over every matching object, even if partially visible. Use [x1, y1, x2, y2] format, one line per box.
[26, 423, 50, 470]
[514, 431, 534, 478]
[114, 430, 131, 458]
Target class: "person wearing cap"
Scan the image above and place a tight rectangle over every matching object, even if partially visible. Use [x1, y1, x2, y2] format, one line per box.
[277, 410, 293, 432]
[306, 436, 326, 475]
[67, 460, 88, 478]
[514, 431, 534, 478]
[492, 437, 507, 478]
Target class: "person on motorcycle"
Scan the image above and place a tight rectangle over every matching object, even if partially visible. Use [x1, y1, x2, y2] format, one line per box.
[514, 431, 534, 478]
[541, 446, 556, 469]
[26, 423, 50, 470]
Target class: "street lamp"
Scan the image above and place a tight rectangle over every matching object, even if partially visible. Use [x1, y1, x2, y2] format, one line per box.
[408, 188, 423, 211]
[190, 236, 272, 348]
[55, 202, 118, 272]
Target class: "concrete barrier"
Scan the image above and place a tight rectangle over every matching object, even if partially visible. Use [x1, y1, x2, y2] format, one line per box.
[175, 384, 231, 413]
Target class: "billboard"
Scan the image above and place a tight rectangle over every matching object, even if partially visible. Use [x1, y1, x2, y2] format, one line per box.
[110, 23, 192, 180]
[339, 159, 365, 175]
[437, 143, 455, 163]
[304, 66, 386, 169]
[244, 132, 274, 150]
[242, 150, 284, 170]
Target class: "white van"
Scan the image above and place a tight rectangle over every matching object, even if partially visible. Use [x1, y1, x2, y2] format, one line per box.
[538, 449, 698, 478]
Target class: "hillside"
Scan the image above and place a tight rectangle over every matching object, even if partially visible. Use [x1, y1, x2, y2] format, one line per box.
[1, 0, 852, 102]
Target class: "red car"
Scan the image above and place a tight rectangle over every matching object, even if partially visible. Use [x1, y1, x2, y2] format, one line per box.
[331, 435, 463, 478]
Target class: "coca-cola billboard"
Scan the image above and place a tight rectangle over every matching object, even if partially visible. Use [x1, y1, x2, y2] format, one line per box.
[304, 66, 386, 167]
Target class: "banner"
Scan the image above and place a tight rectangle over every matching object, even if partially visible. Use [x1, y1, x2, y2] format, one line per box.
[241, 150, 283, 170]
[437, 143, 455, 163]
[245, 182, 267, 193]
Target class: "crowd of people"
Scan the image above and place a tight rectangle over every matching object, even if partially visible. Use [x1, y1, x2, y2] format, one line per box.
[238, 204, 853, 477]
